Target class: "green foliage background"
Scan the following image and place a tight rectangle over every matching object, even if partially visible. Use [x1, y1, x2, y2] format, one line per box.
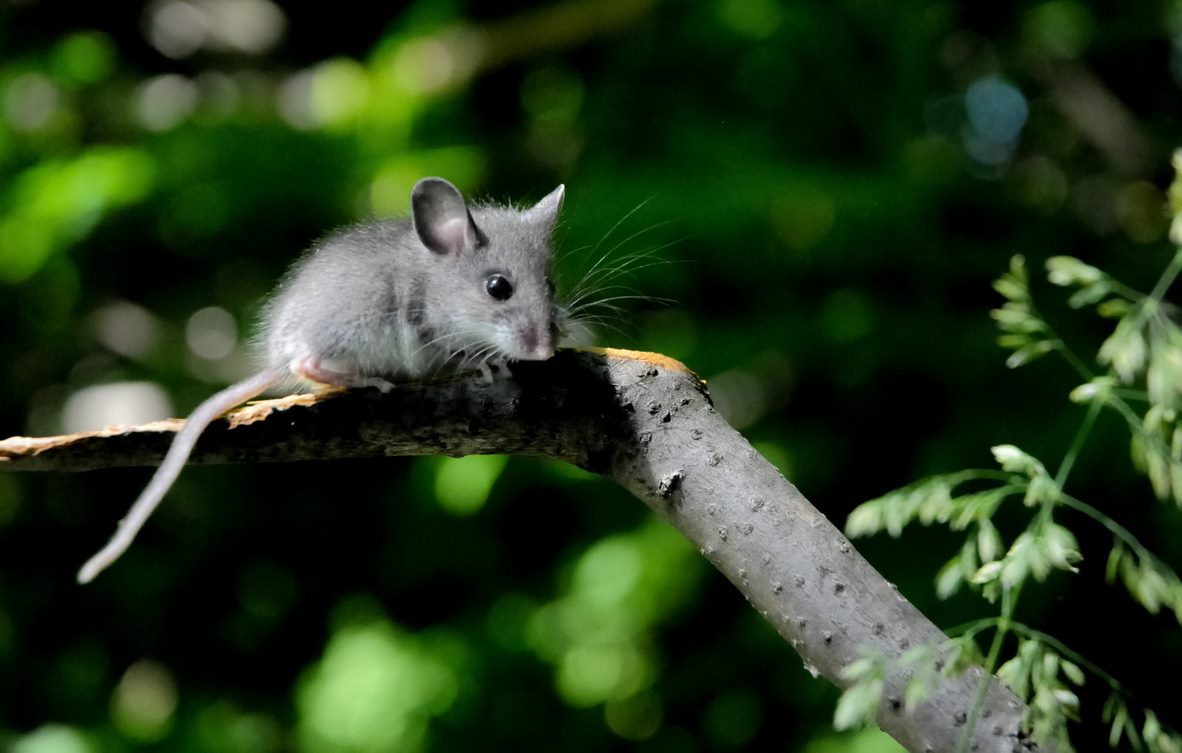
[1, 0, 1180, 751]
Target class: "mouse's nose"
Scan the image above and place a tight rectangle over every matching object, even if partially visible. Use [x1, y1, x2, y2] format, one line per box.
[520, 325, 555, 360]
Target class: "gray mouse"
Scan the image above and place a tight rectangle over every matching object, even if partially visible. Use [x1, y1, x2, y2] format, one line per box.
[78, 176, 565, 583]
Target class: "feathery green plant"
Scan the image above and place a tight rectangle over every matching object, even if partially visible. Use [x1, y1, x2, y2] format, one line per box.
[837, 152, 1182, 753]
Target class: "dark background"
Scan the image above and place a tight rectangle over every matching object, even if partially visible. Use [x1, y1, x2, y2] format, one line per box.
[1, 0, 1179, 751]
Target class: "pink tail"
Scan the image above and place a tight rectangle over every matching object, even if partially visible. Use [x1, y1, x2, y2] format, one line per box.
[77, 366, 287, 583]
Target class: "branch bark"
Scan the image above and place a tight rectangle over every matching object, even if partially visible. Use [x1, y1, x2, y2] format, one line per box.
[0, 348, 1037, 753]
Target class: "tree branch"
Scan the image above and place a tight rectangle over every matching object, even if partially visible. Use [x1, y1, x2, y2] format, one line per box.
[0, 348, 1037, 753]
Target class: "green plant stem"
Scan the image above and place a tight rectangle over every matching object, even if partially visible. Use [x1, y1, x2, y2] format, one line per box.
[1050, 337, 1097, 383]
[1055, 397, 1103, 488]
[957, 585, 1019, 753]
[1101, 392, 1179, 474]
[1058, 492, 1159, 565]
[1146, 247, 1182, 305]
[949, 616, 1125, 694]
[1112, 388, 1150, 403]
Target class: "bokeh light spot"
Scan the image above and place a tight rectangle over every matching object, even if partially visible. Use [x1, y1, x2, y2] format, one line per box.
[821, 288, 874, 343]
[704, 688, 763, 747]
[93, 302, 162, 360]
[520, 66, 584, 124]
[186, 305, 238, 360]
[717, 0, 783, 39]
[604, 692, 663, 740]
[964, 76, 1028, 169]
[62, 382, 173, 432]
[9, 725, 96, 753]
[1022, 1, 1094, 59]
[3, 73, 60, 132]
[770, 190, 836, 251]
[296, 609, 461, 753]
[311, 59, 371, 128]
[52, 32, 117, 84]
[136, 74, 198, 131]
[433, 454, 507, 516]
[111, 660, 179, 742]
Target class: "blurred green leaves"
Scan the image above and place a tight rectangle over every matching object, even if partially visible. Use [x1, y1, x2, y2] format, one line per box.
[110, 660, 178, 742]
[528, 521, 702, 709]
[433, 455, 507, 516]
[992, 255, 1057, 368]
[996, 639, 1083, 751]
[0, 147, 155, 283]
[8, 725, 97, 753]
[296, 600, 463, 753]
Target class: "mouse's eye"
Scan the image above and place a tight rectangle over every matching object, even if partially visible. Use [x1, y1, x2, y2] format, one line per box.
[485, 273, 514, 301]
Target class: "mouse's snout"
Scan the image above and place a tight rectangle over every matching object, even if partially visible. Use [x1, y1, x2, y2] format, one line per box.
[517, 324, 556, 361]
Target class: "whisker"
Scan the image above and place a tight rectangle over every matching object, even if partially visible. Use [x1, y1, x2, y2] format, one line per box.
[590, 195, 657, 256]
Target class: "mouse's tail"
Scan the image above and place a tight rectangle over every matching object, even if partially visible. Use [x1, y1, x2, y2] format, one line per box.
[77, 365, 288, 584]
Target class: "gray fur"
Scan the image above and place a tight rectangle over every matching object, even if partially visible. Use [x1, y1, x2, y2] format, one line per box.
[261, 180, 565, 377]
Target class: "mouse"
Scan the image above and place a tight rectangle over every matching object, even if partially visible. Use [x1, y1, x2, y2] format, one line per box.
[78, 176, 566, 584]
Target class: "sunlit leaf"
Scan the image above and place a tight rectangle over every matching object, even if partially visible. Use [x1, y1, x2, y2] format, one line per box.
[1046, 256, 1103, 287]
[833, 679, 882, 731]
[1099, 316, 1148, 383]
[991, 445, 1045, 477]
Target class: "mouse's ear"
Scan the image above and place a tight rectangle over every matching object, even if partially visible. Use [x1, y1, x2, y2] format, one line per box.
[527, 184, 565, 233]
[411, 177, 486, 255]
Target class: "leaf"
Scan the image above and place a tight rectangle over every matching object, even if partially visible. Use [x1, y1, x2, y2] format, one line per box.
[991, 304, 1047, 334]
[993, 276, 1026, 301]
[997, 653, 1028, 697]
[1106, 547, 1125, 584]
[1098, 298, 1131, 318]
[1024, 474, 1060, 507]
[991, 444, 1048, 478]
[949, 488, 1006, 530]
[845, 501, 884, 538]
[1001, 531, 1049, 585]
[1041, 650, 1059, 680]
[1052, 688, 1080, 720]
[840, 657, 877, 682]
[1145, 710, 1162, 743]
[1042, 523, 1082, 574]
[1046, 256, 1103, 287]
[971, 560, 1003, 585]
[942, 637, 982, 676]
[1099, 315, 1148, 383]
[992, 256, 1030, 305]
[833, 678, 882, 731]
[1006, 340, 1055, 368]
[1068, 377, 1114, 404]
[1101, 695, 1129, 747]
[914, 481, 955, 527]
[1067, 283, 1110, 308]
[904, 670, 931, 711]
[977, 520, 1002, 564]
[1061, 659, 1085, 686]
[935, 556, 965, 599]
[1145, 334, 1182, 409]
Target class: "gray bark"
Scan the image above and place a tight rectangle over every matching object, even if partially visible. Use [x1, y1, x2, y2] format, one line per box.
[0, 348, 1038, 753]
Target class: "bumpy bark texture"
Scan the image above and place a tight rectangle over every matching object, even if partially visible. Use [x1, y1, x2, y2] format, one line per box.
[0, 348, 1039, 753]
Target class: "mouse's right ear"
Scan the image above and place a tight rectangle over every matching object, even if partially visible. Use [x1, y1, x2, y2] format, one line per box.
[411, 177, 486, 255]
[527, 184, 565, 233]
